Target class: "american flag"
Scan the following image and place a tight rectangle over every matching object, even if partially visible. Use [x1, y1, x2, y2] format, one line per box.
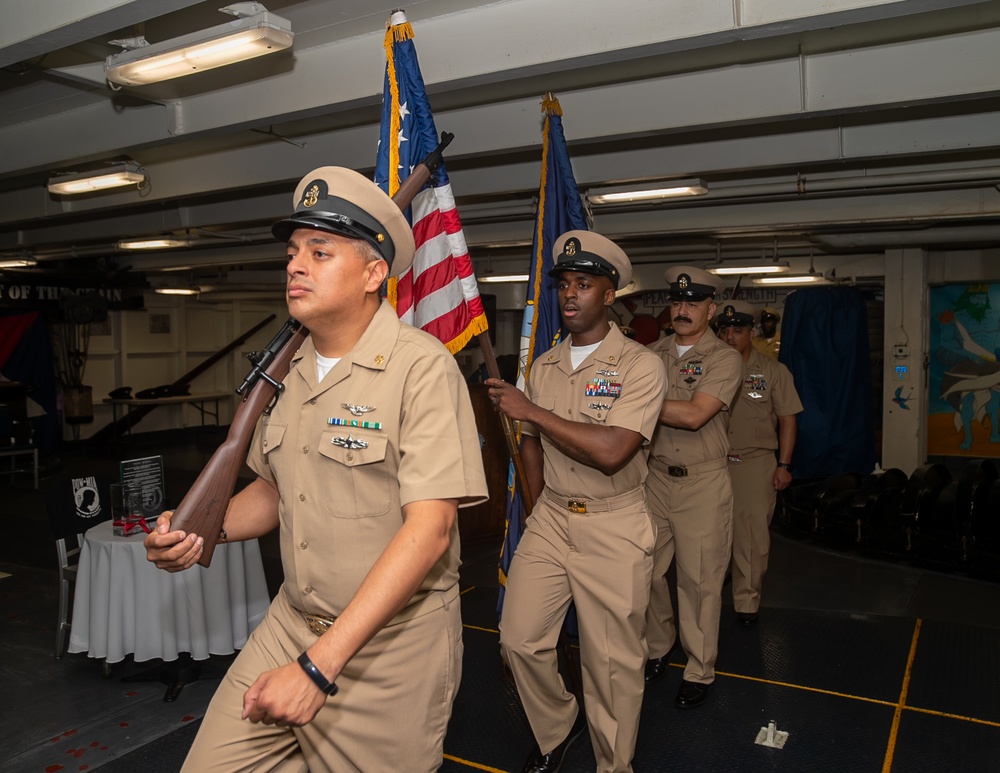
[375, 10, 487, 353]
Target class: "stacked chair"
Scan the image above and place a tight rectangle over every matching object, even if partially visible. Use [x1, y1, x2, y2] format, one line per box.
[776, 459, 1000, 581]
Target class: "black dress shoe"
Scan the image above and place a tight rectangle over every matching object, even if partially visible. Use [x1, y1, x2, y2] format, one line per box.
[737, 612, 759, 627]
[521, 711, 587, 773]
[644, 653, 670, 683]
[675, 680, 710, 709]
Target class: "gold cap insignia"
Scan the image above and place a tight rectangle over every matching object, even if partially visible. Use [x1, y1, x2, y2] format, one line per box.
[303, 184, 320, 208]
[679, 274, 690, 289]
[725, 305, 735, 316]
[565, 238, 578, 257]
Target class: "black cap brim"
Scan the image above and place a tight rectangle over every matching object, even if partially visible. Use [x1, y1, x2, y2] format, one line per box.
[548, 258, 620, 289]
[669, 290, 715, 302]
[272, 199, 396, 266]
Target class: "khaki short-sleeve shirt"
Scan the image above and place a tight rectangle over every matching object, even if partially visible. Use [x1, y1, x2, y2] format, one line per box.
[247, 302, 488, 621]
[648, 331, 743, 466]
[521, 324, 666, 498]
[728, 349, 803, 455]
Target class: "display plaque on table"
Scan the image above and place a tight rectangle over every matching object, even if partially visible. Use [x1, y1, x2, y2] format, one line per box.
[120, 455, 166, 520]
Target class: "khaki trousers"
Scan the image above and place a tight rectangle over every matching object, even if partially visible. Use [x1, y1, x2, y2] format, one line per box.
[181, 588, 462, 773]
[729, 452, 777, 614]
[645, 462, 733, 684]
[499, 489, 654, 773]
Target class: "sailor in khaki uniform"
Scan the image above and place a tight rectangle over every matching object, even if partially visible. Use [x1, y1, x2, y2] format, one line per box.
[752, 306, 782, 359]
[145, 167, 487, 772]
[717, 300, 803, 626]
[487, 231, 665, 773]
[644, 266, 742, 709]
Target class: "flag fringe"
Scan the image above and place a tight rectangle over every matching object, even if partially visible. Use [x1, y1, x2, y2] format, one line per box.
[443, 312, 489, 355]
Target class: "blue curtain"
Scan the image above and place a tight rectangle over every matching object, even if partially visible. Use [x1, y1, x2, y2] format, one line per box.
[780, 287, 876, 478]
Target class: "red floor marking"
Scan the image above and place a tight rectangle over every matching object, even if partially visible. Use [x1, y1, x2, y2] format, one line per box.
[118, 722, 129, 728]
[44, 765, 64, 772]
[125, 691, 138, 697]
[181, 715, 196, 722]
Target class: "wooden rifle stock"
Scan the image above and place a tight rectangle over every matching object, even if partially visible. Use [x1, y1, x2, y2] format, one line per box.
[169, 133, 455, 567]
[169, 319, 308, 566]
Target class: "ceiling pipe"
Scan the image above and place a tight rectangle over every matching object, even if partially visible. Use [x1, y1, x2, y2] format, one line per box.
[687, 166, 1000, 202]
[815, 225, 1000, 248]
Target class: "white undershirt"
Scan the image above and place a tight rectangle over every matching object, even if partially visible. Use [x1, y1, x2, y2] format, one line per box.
[570, 341, 602, 370]
[316, 353, 340, 382]
[675, 343, 694, 357]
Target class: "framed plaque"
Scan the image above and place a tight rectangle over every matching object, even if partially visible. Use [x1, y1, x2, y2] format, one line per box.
[119, 455, 167, 520]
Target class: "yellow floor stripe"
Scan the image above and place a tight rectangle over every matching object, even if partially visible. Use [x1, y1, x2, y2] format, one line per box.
[714, 667, 898, 708]
[464, 623, 499, 634]
[902, 704, 1000, 729]
[882, 618, 921, 773]
[442, 752, 508, 772]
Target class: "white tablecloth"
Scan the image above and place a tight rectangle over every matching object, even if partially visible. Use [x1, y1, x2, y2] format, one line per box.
[68, 520, 270, 664]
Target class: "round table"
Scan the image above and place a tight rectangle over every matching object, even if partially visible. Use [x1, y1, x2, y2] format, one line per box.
[69, 520, 270, 665]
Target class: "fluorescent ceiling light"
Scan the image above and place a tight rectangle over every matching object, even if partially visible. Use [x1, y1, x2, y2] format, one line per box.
[119, 237, 187, 250]
[0, 258, 37, 268]
[155, 287, 200, 296]
[479, 273, 529, 283]
[707, 262, 790, 276]
[752, 274, 830, 286]
[588, 179, 708, 205]
[105, 5, 294, 87]
[48, 161, 145, 195]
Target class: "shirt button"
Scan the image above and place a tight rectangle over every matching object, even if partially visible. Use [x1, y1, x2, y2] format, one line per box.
[346, 452, 354, 462]
[299, 493, 306, 502]
[304, 586, 313, 594]
[570, 467, 575, 472]
[263, 440, 268, 447]
[300, 541, 307, 550]
[310, 399, 317, 405]
[302, 445, 309, 454]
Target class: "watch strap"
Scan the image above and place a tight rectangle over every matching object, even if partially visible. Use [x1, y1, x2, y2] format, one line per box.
[777, 462, 792, 472]
[297, 652, 339, 696]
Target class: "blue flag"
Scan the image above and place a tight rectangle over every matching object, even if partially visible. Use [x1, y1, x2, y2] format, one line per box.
[497, 94, 588, 617]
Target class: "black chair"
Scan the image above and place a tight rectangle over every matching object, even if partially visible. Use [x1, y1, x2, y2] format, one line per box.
[44, 474, 115, 658]
[0, 403, 39, 489]
[911, 460, 997, 571]
[970, 477, 1000, 581]
[853, 468, 909, 557]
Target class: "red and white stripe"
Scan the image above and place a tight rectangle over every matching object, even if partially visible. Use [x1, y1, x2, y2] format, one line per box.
[394, 182, 487, 352]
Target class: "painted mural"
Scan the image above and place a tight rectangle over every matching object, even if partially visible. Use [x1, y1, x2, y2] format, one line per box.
[929, 283, 1000, 457]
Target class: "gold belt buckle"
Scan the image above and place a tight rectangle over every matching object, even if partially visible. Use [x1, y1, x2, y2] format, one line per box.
[303, 612, 336, 636]
[567, 498, 588, 514]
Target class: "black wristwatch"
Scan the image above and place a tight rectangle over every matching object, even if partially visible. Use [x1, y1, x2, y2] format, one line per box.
[777, 462, 793, 472]
[297, 652, 339, 696]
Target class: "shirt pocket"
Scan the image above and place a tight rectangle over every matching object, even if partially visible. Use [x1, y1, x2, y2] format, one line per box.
[262, 421, 287, 458]
[318, 431, 391, 517]
[579, 398, 612, 424]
